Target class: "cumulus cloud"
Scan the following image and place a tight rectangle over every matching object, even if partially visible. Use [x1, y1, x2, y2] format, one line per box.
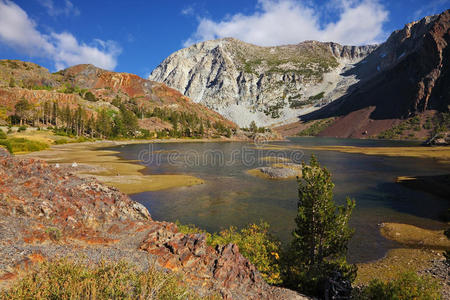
[0, 0, 120, 70]
[38, 0, 80, 17]
[184, 0, 389, 47]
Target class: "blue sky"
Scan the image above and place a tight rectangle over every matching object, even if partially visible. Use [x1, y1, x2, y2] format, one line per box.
[0, 0, 448, 78]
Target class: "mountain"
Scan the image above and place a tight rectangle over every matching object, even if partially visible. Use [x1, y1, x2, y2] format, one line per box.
[149, 38, 375, 127]
[0, 60, 236, 138]
[298, 9, 450, 139]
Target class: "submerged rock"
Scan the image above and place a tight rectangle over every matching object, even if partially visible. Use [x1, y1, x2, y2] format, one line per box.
[249, 163, 303, 179]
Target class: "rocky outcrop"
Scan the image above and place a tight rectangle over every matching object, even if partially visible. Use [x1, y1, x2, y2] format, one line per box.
[149, 38, 376, 127]
[301, 10, 450, 138]
[0, 153, 307, 299]
[139, 222, 305, 299]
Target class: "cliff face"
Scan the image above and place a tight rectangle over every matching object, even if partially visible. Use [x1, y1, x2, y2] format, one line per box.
[303, 10, 450, 138]
[149, 38, 375, 127]
[0, 149, 307, 299]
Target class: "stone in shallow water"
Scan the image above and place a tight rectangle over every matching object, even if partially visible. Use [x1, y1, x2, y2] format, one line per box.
[0, 147, 10, 157]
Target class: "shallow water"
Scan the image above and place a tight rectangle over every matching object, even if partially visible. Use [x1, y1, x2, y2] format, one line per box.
[110, 137, 450, 263]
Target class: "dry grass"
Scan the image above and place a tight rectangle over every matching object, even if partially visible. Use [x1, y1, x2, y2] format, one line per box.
[380, 223, 450, 250]
[252, 144, 450, 165]
[21, 141, 205, 194]
[259, 156, 291, 163]
[96, 174, 204, 195]
[297, 145, 450, 164]
[246, 168, 275, 180]
[356, 222, 449, 286]
[1, 259, 216, 300]
[355, 248, 440, 285]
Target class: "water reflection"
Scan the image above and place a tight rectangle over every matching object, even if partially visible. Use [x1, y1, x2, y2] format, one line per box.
[110, 138, 450, 263]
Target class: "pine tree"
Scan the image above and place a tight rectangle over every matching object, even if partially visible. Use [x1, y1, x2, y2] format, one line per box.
[285, 155, 356, 298]
[52, 102, 59, 127]
[249, 121, 258, 133]
[118, 105, 138, 137]
[14, 98, 33, 125]
[96, 110, 112, 138]
[43, 101, 50, 125]
[199, 123, 205, 136]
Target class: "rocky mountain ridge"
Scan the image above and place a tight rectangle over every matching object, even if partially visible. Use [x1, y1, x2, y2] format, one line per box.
[302, 9, 450, 138]
[149, 38, 376, 127]
[150, 10, 449, 136]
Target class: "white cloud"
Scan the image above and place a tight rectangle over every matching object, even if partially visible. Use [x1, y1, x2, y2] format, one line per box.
[0, 0, 120, 70]
[38, 0, 80, 17]
[184, 0, 389, 47]
[181, 6, 194, 16]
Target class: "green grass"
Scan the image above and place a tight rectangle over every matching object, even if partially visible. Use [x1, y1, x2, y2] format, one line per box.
[0, 137, 49, 153]
[0, 129, 6, 139]
[1, 259, 214, 300]
[298, 118, 335, 136]
[353, 271, 442, 300]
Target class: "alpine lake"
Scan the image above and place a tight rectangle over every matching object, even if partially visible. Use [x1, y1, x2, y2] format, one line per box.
[108, 137, 450, 263]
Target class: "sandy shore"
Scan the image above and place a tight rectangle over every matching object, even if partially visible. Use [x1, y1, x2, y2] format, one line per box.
[254, 144, 450, 164]
[356, 223, 450, 285]
[20, 139, 217, 194]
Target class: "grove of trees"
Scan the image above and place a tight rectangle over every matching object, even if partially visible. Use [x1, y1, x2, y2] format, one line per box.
[9, 97, 232, 139]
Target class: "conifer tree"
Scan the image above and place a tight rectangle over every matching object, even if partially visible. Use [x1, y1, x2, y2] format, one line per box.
[285, 155, 356, 298]
[14, 98, 33, 125]
[249, 120, 258, 133]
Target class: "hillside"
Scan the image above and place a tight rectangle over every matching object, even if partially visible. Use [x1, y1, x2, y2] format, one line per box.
[0, 60, 236, 140]
[149, 38, 375, 127]
[289, 9, 450, 140]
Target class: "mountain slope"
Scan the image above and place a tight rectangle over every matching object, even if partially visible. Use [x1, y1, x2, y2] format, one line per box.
[300, 9, 450, 139]
[149, 38, 375, 127]
[0, 60, 236, 138]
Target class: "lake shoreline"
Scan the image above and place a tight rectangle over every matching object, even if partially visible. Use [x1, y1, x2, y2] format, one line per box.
[22, 138, 450, 274]
[19, 138, 240, 194]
